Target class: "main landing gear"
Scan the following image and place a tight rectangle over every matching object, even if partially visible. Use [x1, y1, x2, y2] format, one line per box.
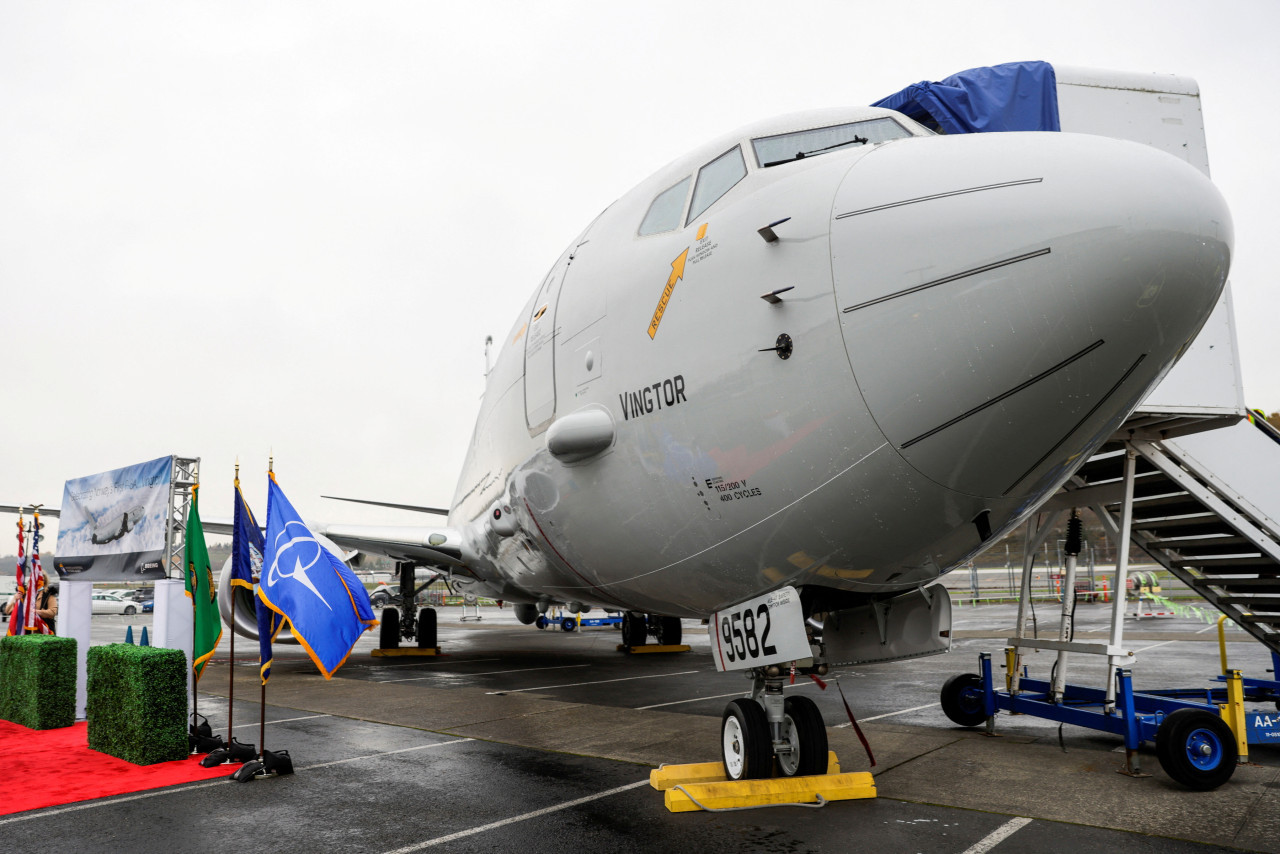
[377, 561, 438, 651]
[621, 611, 682, 647]
[721, 665, 828, 780]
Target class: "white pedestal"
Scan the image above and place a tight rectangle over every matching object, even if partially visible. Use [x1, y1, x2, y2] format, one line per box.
[58, 581, 93, 720]
[152, 578, 194, 704]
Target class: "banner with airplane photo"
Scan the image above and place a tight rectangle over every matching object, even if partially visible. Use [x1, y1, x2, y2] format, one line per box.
[54, 456, 173, 580]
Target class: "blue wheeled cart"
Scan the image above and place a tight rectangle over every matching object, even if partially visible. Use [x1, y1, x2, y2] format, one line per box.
[943, 653, 1246, 789]
[940, 481, 1280, 791]
[534, 611, 623, 632]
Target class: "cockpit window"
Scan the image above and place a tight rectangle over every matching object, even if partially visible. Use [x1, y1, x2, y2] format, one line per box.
[753, 118, 912, 168]
[639, 177, 691, 236]
[687, 146, 747, 224]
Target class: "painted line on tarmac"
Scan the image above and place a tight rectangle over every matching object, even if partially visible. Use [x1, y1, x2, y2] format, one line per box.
[833, 702, 940, 727]
[204, 713, 332, 730]
[487, 670, 701, 695]
[384, 664, 591, 683]
[382, 779, 651, 852]
[0, 739, 473, 826]
[635, 679, 818, 710]
[959, 816, 1032, 854]
[356, 658, 502, 670]
[636, 690, 748, 710]
[1134, 639, 1179, 653]
[299, 738, 472, 771]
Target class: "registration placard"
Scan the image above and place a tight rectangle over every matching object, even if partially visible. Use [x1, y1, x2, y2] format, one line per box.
[710, 585, 811, 672]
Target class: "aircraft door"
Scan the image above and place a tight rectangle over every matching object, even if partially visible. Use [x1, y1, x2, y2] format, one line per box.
[524, 254, 570, 433]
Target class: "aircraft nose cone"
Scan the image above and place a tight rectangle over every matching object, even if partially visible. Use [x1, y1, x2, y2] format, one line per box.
[831, 131, 1232, 499]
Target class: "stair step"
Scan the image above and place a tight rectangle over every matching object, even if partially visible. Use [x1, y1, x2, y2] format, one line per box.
[1136, 518, 1237, 538]
[1216, 595, 1280, 607]
[1178, 556, 1280, 569]
[1166, 544, 1263, 559]
[1238, 614, 1280, 626]
[1194, 578, 1280, 593]
[1146, 535, 1250, 549]
[1075, 455, 1160, 484]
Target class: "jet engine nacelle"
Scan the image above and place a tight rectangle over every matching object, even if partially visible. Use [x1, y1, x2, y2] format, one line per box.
[216, 530, 357, 644]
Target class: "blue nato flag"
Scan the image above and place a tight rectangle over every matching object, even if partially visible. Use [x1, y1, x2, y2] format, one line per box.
[259, 475, 377, 678]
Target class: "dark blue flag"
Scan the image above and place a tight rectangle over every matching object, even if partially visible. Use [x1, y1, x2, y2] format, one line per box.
[259, 474, 376, 678]
[231, 476, 284, 684]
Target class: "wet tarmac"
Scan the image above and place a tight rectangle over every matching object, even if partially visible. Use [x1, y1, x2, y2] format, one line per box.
[11, 601, 1280, 853]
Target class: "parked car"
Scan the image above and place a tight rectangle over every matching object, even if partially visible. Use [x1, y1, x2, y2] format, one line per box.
[141, 598, 154, 614]
[91, 592, 139, 615]
[124, 587, 154, 602]
[369, 584, 430, 609]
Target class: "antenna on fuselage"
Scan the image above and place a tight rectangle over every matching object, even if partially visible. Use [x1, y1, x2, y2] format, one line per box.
[484, 335, 494, 376]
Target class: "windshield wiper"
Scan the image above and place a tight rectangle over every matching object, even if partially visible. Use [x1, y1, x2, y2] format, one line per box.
[763, 135, 869, 168]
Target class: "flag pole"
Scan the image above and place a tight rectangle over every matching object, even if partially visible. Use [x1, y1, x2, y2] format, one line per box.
[227, 462, 238, 752]
[261, 454, 273, 762]
[189, 484, 199, 751]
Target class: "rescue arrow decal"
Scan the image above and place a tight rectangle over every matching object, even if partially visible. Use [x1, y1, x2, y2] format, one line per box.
[647, 248, 689, 340]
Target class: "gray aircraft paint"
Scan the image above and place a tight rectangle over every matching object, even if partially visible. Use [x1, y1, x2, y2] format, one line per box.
[346, 106, 1232, 620]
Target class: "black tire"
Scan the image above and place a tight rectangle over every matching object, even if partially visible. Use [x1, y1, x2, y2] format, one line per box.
[416, 608, 437, 648]
[1156, 708, 1237, 790]
[561, 617, 577, 632]
[940, 673, 987, 727]
[371, 595, 387, 609]
[722, 698, 772, 781]
[656, 616, 682, 646]
[123, 605, 136, 616]
[777, 695, 828, 777]
[535, 616, 547, 630]
[621, 612, 647, 647]
[379, 607, 400, 649]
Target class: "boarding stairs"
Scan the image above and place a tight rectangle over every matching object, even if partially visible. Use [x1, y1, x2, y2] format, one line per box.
[1068, 414, 1280, 658]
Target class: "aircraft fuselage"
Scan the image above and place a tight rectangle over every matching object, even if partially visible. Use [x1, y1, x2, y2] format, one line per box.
[449, 106, 1231, 619]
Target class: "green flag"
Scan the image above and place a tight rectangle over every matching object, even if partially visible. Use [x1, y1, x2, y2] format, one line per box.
[184, 486, 222, 679]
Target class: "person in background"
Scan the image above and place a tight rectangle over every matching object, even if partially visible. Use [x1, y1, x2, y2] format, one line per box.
[36, 581, 58, 634]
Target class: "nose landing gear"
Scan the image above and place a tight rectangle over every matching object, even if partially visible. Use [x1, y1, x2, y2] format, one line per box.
[721, 666, 829, 780]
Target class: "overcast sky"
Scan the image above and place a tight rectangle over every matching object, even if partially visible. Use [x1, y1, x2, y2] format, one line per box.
[3, 0, 1277, 541]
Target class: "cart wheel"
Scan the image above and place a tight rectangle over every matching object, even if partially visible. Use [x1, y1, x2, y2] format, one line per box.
[940, 673, 987, 727]
[1156, 709, 1237, 790]
[561, 617, 577, 632]
[722, 699, 771, 781]
[535, 616, 547, 630]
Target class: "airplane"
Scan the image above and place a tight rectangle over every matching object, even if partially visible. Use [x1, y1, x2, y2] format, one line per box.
[89, 504, 146, 546]
[214, 99, 1229, 779]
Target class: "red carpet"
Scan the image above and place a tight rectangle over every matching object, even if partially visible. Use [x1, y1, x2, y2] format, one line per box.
[0, 719, 232, 815]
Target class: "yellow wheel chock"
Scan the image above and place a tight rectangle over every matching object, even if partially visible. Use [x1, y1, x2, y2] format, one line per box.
[616, 644, 692, 654]
[371, 647, 442, 657]
[650, 752, 876, 812]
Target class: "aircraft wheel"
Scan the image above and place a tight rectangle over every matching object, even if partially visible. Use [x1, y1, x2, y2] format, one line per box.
[656, 616, 682, 645]
[123, 605, 137, 616]
[722, 698, 771, 781]
[561, 617, 577, 632]
[776, 695, 828, 777]
[417, 608, 437, 648]
[1156, 708, 1237, 790]
[621, 612, 647, 647]
[940, 673, 987, 727]
[379, 607, 400, 649]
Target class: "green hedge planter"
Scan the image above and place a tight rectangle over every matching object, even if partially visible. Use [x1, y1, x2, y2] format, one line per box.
[87, 644, 188, 765]
[0, 634, 77, 729]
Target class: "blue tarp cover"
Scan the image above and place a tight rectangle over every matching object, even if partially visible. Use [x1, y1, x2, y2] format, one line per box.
[873, 61, 1060, 134]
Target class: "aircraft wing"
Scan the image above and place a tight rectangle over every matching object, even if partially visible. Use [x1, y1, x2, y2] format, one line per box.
[310, 522, 465, 569]
[0, 506, 60, 518]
